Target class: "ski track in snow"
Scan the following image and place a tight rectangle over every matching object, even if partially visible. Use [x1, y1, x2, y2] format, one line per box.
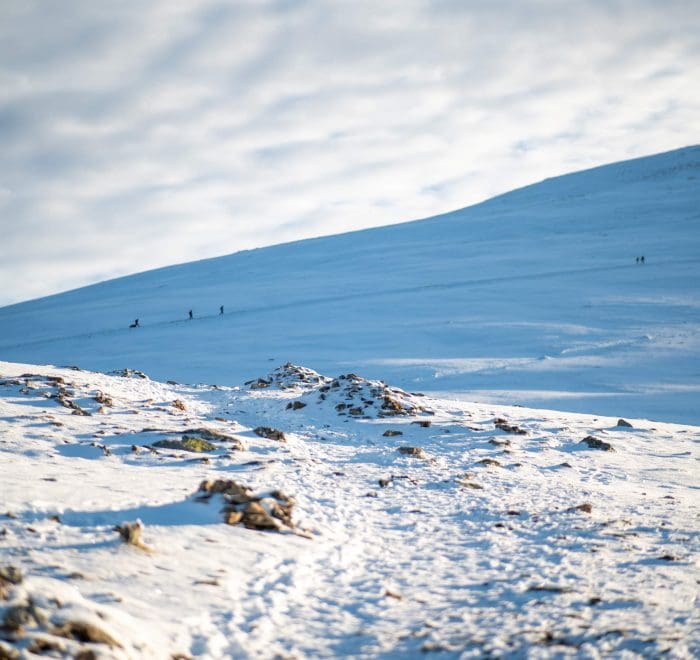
[1, 360, 698, 658]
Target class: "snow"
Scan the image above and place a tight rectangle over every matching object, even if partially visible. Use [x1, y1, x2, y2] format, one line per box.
[1, 147, 699, 657]
[1, 360, 698, 658]
[0, 146, 699, 424]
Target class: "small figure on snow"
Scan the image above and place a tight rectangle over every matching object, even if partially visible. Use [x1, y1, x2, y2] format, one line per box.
[188, 310, 193, 320]
[129, 319, 139, 328]
[220, 305, 224, 315]
[640, 255, 645, 264]
[636, 256, 639, 264]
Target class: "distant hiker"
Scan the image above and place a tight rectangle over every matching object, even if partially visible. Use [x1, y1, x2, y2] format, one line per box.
[640, 255, 645, 264]
[636, 256, 640, 264]
[130, 319, 139, 328]
[220, 305, 224, 315]
[188, 310, 193, 320]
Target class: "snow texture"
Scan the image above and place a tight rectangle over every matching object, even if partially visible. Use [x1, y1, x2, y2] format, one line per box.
[0, 360, 698, 658]
[0, 146, 699, 424]
[0, 148, 699, 657]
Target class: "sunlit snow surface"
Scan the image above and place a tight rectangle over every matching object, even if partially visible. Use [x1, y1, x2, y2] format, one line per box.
[0, 361, 698, 658]
[1, 147, 699, 424]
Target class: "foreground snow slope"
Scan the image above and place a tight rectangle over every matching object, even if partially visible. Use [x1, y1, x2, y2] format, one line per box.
[1, 361, 698, 658]
[1, 146, 699, 423]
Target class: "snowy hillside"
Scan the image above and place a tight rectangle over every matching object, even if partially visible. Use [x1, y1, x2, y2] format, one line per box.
[1, 360, 698, 658]
[1, 145, 699, 425]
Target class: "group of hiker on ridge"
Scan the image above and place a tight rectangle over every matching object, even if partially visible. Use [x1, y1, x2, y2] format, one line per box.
[129, 305, 224, 329]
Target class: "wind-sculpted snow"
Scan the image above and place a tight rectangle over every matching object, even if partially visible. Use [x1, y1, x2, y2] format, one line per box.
[1, 360, 698, 658]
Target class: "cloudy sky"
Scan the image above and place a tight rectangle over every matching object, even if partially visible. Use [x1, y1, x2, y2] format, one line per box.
[1, 0, 698, 306]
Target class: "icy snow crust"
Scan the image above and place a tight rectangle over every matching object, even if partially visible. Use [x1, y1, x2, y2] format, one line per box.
[1, 147, 700, 424]
[1, 361, 698, 658]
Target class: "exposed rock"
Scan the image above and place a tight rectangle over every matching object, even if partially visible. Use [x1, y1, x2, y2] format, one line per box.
[114, 520, 152, 553]
[198, 479, 254, 503]
[476, 458, 502, 468]
[27, 638, 66, 655]
[109, 368, 148, 379]
[2, 603, 36, 632]
[567, 503, 593, 514]
[494, 418, 527, 435]
[616, 418, 633, 428]
[93, 391, 113, 406]
[581, 436, 614, 451]
[152, 438, 217, 453]
[286, 401, 307, 410]
[247, 363, 331, 391]
[254, 426, 286, 442]
[197, 479, 296, 532]
[382, 429, 403, 437]
[309, 373, 431, 419]
[397, 446, 427, 459]
[171, 399, 187, 412]
[411, 420, 432, 428]
[51, 620, 122, 648]
[249, 378, 271, 390]
[526, 584, 574, 594]
[0, 566, 22, 599]
[53, 393, 90, 416]
[182, 428, 244, 449]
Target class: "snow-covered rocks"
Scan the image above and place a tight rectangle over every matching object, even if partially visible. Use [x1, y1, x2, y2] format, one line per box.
[196, 479, 296, 532]
[247, 364, 432, 419]
[298, 371, 432, 419]
[0, 570, 153, 658]
[246, 363, 331, 391]
[1, 359, 699, 658]
[581, 435, 615, 451]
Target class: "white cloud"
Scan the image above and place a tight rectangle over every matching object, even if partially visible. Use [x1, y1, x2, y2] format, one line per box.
[1, 0, 698, 305]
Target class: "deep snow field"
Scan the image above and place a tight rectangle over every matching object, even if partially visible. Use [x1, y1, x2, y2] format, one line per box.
[0, 360, 698, 658]
[1, 147, 699, 658]
[0, 146, 699, 424]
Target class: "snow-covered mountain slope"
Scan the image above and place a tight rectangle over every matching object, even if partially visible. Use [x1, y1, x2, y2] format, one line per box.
[1, 361, 698, 658]
[1, 146, 699, 424]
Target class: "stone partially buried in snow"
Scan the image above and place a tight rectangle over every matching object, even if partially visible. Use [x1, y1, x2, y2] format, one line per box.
[494, 418, 527, 435]
[197, 479, 296, 532]
[581, 435, 614, 451]
[152, 437, 217, 452]
[254, 426, 286, 442]
[398, 446, 427, 459]
[182, 427, 244, 449]
[616, 418, 633, 428]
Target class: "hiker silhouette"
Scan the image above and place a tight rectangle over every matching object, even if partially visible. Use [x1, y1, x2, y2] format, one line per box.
[220, 305, 224, 315]
[188, 310, 193, 320]
[129, 319, 139, 328]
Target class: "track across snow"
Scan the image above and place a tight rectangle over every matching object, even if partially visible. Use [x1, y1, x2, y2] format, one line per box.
[1, 361, 698, 658]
